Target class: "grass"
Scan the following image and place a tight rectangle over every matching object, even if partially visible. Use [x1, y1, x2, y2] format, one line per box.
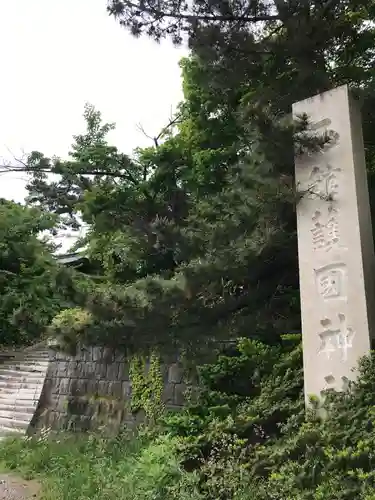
[0, 429, 202, 500]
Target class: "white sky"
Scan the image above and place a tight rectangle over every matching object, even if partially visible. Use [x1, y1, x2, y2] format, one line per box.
[0, 0, 187, 204]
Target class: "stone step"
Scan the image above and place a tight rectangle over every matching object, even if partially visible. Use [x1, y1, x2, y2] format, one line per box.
[0, 380, 45, 390]
[0, 374, 45, 382]
[0, 396, 37, 405]
[0, 409, 33, 421]
[0, 400, 38, 408]
[0, 393, 41, 402]
[0, 417, 29, 430]
[3, 353, 50, 360]
[1, 358, 49, 365]
[0, 403, 35, 414]
[0, 393, 40, 401]
[2, 357, 50, 364]
[0, 373, 45, 383]
[20, 356, 50, 363]
[0, 365, 49, 374]
[0, 368, 46, 376]
[0, 348, 49, 439]
[0, 382, 43, 390]
[0, 396, 40, 404]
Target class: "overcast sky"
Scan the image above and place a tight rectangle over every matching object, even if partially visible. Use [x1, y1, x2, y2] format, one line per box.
[0, 0, 187, 204]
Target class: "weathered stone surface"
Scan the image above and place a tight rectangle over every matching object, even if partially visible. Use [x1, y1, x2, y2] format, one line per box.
[168, 363, 184, 384]
[86, 379, 99, 394]
[173, 383, 186, 407]
[110, 381, 122, 399]
[95, 363, 108, 378]
[121, 381, 131, 399]
[55, 395, 69, 412]
[58, 377, 71, 394]
[36, 346, 190, 432]
[106, 363, 120, 380]
[119, 363, 130, 381]
[162, 384, 174, 404]
[293, 85, 375, 403]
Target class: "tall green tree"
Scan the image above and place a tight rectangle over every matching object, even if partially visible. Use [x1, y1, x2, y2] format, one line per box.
[3, 0, 375, 354]
[108, 0, 375, 108]
[0, 200, 73, 347]
[22, 96, 304, 355]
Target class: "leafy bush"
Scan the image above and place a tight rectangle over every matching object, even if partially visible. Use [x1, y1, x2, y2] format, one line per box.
[163, 345, 375, 500]
[163, 335, 303, 464]
[246, 353, 375, 499]
[0, 430, 202, 500]
[3, 340, 375, 500]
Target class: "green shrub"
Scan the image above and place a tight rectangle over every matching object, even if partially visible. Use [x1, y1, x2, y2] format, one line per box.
[0, 430, 202, 500]
[163, 335, 303, 464]
[164, 340, 375, 499]
[246, 353, 375, 499]
[4, 339, 375, 500]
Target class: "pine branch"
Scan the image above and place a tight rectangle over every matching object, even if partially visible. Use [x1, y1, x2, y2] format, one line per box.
[109, 1, 280, 24]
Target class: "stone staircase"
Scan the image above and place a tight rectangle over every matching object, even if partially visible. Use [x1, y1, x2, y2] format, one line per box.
[0, 346, 50, 440]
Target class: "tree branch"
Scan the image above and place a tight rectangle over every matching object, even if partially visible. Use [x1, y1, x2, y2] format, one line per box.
[109, 1, 280, 24]
[137, 112, 182, 148]
[0, 164, 137, 182]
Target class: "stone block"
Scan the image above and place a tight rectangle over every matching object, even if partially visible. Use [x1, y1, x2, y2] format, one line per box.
[68, 360, 79, 373]
[168, 363, 184, 384]
[103, 348, 114, 363]
[173, 383, 186, 407]
[162, 384, 174, 404]
[110, 381, 123, 399]
[106, 362, 120, 380]
[112, 350, 124, 362]
[48, 362, 60, 377]
[58, 361, 70, 375]
[122, 381, 131, 399]
[55, 395, 69, 413]
[86, 379, 99, 394]
[58, 377, 71, 394]
[91, 347, 103, 362]
[98, 380, 109, 396]
[95, 363, 108, 379]
[82, 348, 93, 362]
[119, 362, 130, 381]
[80, 361, 95, 378]
[46, 410, 58, 427]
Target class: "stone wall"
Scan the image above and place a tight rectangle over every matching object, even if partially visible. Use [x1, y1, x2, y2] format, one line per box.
[33, 346, 186, 433]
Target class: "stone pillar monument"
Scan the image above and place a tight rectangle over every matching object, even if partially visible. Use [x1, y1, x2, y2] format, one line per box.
[293, 85, 375, 403]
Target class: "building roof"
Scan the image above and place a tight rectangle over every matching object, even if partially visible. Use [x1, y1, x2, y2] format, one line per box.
[56, 252, 88, 266]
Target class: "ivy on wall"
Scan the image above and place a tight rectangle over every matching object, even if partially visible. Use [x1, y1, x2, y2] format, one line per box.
[129, 350, 165, 422]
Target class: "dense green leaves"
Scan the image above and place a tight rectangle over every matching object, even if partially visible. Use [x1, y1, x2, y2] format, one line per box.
[3, 0, 375, 355]
[162, 341, 375, 499]
[2, 1, 375, 498]
[0, 200, 71, 347]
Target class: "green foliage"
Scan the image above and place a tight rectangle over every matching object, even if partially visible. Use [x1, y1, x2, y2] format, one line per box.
[163, 336, 303, 464]
[4, 343, 375, 499]
[160, 345, 375, 500]
[47, 307, 94, 354]
[2, 3, 375, 496]
[0, 431, 202, 500]
[8, 0, 375, 356]
[129, 351, 165, 421]
[243, 352, 375, 499]
[0, 199, 74, 347]
[19, 100, 302, 353]
[1, 0, 375, 359]
[109, 1, 375, 111]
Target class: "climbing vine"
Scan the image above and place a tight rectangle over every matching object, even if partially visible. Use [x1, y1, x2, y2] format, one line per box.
[129, 350, 165, 422]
